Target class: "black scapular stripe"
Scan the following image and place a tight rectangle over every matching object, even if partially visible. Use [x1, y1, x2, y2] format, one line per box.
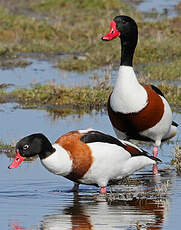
[80, 130, 161, 162]
[151, 84, 165, 97]
[80, 130, 125, 148]
[151, 85, 178, 128]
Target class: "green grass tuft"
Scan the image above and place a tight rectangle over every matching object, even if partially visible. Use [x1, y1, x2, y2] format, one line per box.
[10, 83, 112, 109]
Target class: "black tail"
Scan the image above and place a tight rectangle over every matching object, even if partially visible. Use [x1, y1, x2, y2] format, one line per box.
[172, 121, 178, 127]
[147, 155, 162, 163]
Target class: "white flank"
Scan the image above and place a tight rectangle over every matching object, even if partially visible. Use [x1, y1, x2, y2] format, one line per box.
[140, 96, 173, 146]
[79, 142, 155, 187]
[121, 156, 156, 176]
[163, 124, 177, 140]
[110, 66, 148, 113]
[41, 143, 72, 176]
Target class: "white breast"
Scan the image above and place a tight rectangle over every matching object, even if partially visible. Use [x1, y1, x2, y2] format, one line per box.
[41, 144, 72, 176]
[111, 66, 148, 113]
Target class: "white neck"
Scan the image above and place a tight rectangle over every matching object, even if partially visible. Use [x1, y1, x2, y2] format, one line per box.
[41, 144, 72, 176]
[110, 66, 147, 113]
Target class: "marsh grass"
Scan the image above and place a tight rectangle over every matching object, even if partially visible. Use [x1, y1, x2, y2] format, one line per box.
[138, 58, 181, 80]
[156, 84, 181, 106]
[9, 83, 112, 109]
[0, 140, 14, 158]
[0, 81, 180, 111]
[171, 145, 181, 176]
[0, 53, 180, 114]
[55, 15, 181, 74]
[0, 58, 32, 69]
[0, 0, 180, 78]
[0, 139, 37, 160]
[0, 0, 140, 69]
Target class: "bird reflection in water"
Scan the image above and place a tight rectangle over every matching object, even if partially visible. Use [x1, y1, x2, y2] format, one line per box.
[40, 193, 169, 230]
[10, 170, 172, 229]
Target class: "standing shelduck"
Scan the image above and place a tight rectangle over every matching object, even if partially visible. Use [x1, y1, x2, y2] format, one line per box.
[8, 129, 160, 194]
[102, 15, 177, 171]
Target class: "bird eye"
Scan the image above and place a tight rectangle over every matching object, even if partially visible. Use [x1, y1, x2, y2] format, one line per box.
[23, 144, 29, 150]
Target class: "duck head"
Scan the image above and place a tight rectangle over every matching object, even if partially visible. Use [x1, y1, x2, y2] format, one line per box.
[102, 15, 138, 42]
[8, 133, 55, 169]
[102, 15, 138, 66]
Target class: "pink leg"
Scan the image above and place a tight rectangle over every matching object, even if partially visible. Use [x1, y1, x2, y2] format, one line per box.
[152, 164, 158, 175]
[153, 146, 158, 158]
[152, 146, 159, 174]
[100, 186, 107, 194]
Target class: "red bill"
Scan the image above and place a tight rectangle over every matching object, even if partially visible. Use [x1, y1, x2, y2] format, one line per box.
[102, 20, 120, 41]
[8, 151, 25, 169]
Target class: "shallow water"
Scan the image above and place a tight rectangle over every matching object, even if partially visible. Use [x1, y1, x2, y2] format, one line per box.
[0, 57, 92, 88]
[0, 57, 118, 90]
[134, 0, 181, 18]
[0, 100, 181, 229]
[0, 155, 175, 230]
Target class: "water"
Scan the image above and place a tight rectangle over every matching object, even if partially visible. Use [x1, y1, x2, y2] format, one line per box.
[133, 0, 181, 18]
[1, 146, 181, 229]
[0, 57, 93, 88]
[0, 163, 172, 230]
[0, 57, 118, 90]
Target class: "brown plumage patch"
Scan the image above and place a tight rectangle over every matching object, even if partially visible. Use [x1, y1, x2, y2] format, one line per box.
[55, 131, 93, 182]
[124, 144, 142, 156]
[107, 84, 164, 139]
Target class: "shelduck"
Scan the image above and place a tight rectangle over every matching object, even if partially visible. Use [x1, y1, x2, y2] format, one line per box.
[102, 15, 178, 167]
[8, 129, 161, 194]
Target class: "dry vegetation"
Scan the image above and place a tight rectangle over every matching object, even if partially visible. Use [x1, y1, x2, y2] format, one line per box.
[171, 146, 181, 176]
